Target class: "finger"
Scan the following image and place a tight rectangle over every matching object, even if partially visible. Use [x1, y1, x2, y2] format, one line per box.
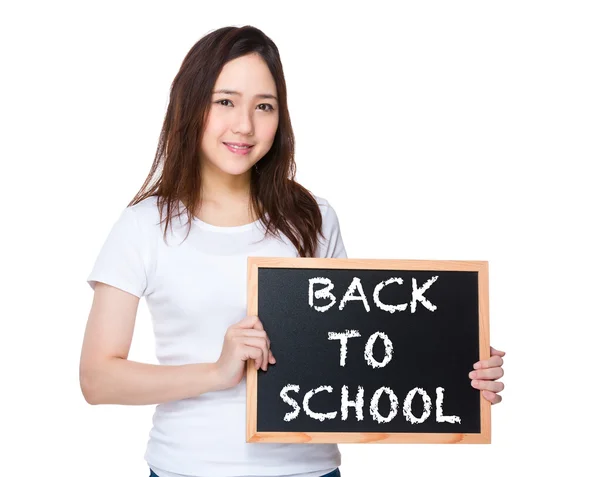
[491, 346, 506, 357]
[469, 367, 504, 380]
[482, 390, 503, 404]
[252, 318, 265, 331]
[242, 345, 264, 370]
[234, 328, 270, 347]
[268, 349, 276, 364]
[471, 379, 504, 393]
[234, 315, 260, 329]
[473, 355, 503, 370]
[239, 337, 269, 371]
[261, 341, 269, 371]
[242, 319, 272, 356]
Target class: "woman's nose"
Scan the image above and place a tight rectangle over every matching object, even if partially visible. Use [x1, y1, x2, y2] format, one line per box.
[232, 109, 254, 136]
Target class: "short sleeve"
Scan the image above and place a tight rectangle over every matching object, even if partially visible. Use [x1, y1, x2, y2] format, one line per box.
[86, 206, 148, 298]
[316, 199, 347, 259]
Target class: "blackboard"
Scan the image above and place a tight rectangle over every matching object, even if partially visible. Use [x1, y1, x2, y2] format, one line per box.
[246, 258, 490, 444]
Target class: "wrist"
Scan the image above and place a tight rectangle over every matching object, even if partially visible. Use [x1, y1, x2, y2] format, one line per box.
[204, 362, 224, 393]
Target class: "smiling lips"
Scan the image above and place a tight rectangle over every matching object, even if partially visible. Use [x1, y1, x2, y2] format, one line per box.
[223, 142, 254, 155]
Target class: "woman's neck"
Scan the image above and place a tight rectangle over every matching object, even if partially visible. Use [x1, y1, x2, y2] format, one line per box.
[200, 160, 252, 203]
[194, 162, 256, 226]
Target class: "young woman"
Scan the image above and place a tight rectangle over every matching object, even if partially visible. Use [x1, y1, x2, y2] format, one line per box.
[80, 25, 505, 477]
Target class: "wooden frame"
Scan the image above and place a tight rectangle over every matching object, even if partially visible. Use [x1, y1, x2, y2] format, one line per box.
[246, 257, 491, 444]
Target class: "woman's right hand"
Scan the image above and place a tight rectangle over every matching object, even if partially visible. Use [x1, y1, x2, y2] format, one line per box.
[213, 315, 276, 391]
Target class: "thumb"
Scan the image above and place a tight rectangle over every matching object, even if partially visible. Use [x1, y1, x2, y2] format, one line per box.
[491, 346, 505, 357]
[235, 315, 260, 329]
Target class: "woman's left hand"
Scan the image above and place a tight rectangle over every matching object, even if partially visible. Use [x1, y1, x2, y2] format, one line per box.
[469, 346, 505, 404]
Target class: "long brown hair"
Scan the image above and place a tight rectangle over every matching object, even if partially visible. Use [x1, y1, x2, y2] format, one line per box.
[128, 25, 323, 257]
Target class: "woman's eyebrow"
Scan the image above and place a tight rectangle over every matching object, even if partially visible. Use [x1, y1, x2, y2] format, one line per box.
[213, 89, 278, 100]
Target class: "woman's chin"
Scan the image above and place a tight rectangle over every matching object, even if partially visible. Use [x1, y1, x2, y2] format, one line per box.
[214, 160, 254, 177]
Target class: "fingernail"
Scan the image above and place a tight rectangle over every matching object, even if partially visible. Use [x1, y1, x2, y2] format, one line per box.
[469, 371, 476, 379]
[474, 362, 481, 369]
[471, 380, 479, 387]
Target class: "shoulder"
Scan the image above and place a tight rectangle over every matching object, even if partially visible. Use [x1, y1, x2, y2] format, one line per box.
[98, 197, 162, 249]
[125, 196, 177, 233]
[308, 193, 346, 258]
[310, 193, 341, 228]
[125, 196, 195, 248]
[109, 196, 176, 247]
[313, 194, 331, 210]
[128, 195, 161, 222]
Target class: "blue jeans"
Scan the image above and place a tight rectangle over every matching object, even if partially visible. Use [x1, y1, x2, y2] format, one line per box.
[149, 469, 340, 477]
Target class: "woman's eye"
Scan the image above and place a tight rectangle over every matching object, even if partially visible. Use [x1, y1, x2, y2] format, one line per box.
[216, 100, 273, 111]
[258, 103, 274, 112]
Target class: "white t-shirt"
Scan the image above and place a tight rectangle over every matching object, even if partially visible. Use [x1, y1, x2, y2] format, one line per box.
[86, 195, 347, 477]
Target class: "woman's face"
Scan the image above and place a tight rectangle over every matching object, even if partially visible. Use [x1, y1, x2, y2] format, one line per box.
[200, 53, 279, 177]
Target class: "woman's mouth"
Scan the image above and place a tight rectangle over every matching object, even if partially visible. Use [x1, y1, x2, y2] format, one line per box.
[223, 142, 254, 155]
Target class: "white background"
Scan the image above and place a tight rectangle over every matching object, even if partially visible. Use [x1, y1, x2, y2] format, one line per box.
[2, 1, 599, 475]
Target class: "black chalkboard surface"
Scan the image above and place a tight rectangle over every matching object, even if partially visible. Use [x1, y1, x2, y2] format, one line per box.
[246, 258, 490, 444]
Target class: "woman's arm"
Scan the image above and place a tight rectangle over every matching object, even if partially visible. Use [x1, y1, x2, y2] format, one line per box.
[79, 282, 220, 405]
